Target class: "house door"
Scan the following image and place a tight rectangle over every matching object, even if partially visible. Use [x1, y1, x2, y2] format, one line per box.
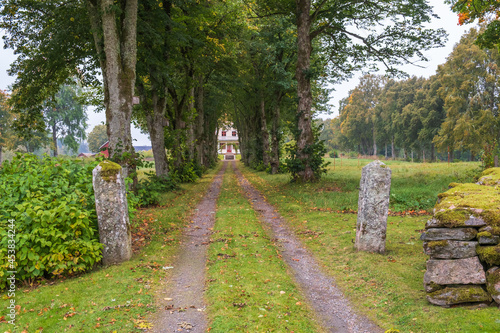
[227, 145, 232, 153]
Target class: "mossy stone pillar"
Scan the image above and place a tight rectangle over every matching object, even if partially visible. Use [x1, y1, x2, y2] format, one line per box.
[92, 160, 132, 265]
[355, 160, 392, 254]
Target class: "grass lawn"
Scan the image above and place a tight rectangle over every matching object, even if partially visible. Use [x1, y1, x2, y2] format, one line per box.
[206, 165, 323, 332]
[239, 159, 499, 333]
[0, 164, 221, 333]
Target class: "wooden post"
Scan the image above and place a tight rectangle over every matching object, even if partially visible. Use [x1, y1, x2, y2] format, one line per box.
[333, 156, 335, 170]
[448, 146, 450, 166]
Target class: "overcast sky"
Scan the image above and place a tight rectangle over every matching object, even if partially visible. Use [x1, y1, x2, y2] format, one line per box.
[0, 2, 473, 145]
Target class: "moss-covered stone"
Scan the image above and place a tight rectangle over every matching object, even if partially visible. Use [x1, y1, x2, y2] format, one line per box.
[423, 240, 478, 259]
[477, 168, 500, 186]
[98, 160, 122, 182]
[476, 245, 500, 266]
[433, 183, 500, 227]
[427, 286, 492, 307]
[486, 267, 500, 304]
[424, 280, 445, 293]
[480, 226, 500, 236]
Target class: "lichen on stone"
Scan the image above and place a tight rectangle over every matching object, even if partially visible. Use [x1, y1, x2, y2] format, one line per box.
[476, 244, 500, 266]
[98, 160, 122, 182]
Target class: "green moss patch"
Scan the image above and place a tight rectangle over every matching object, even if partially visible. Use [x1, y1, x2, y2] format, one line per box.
[478, 168, 500, 186]
[99, 160, 122, 182]
[477, 231, 492, 238]
[434, 183, 500, 226]
[427, 240, 449, 248]
[476, 245, 500, 266]
[427, 286, 491, 306]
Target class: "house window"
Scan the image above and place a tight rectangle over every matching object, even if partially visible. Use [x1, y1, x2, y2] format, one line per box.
[222, 131, 226, 136]
[232, 131, 237, 136]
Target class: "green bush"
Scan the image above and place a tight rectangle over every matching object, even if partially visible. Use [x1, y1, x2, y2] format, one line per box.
[134, 173, 178, 207]
[170, 161, 200, 183]
[0, 154, 103, 289]
[329, 150, 339, 158]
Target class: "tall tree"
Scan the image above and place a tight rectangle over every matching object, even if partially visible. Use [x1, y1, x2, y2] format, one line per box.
[1, 0, 138, 176]
[87, 124, 109, 153]
[339, 74, 388, 156]
[0, 90, 16, 163]
[434, 28, 500, 159]
[86, 0, 138, 177]
[449, 0, 500, 50]
[251, 0, 446, 180]
[45, 84, 88, 156]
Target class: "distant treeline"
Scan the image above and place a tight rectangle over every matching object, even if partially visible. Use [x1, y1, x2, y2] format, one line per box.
[319, 27, 499, 163]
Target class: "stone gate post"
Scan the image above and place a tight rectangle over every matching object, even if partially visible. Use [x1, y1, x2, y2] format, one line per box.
[92, 160, 132, 265]
[355, 160, 392, 254]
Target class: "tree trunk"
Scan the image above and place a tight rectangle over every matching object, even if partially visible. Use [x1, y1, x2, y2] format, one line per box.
[52, 122, 58, 157]
[0, 146, 3, 165]
[194, 77, 205, 167]
[260, 97, 270, 167]
[295, 0, 315, 181]
[391, 136, 395, 160]
[87, 0, 138, 180]
[385, 143, 387, 159]
[423, 149, 425, 163]
[372, 128, 377, 157]
[150, 91, 169, 177]
[186, 86, 196, 162]
[431, 143, 435, 162]
[270, 103, 281, 174]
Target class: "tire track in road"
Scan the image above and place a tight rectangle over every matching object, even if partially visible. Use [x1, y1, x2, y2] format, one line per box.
[232, 161, 382, 333]
[150, 162, 228, 333]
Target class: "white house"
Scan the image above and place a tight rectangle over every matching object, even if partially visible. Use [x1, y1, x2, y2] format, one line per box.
[217, 125, 240, 160]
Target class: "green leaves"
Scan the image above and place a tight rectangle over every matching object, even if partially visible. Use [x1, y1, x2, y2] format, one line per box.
[0, 154, 103, 289]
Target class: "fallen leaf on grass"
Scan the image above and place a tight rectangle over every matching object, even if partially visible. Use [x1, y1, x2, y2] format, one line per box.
[133, 319, 153, 329]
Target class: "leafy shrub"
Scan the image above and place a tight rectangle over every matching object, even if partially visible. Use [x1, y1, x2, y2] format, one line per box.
[0, 154, 102, 289]
[347, 151, 358, 159]
[265, 161, 288, 174]
[329, 150, 339, 158]
[170, 161, 200, 183]
[251, 161, 267, 172]
[481, 141, 499, 169]
[284, 118, 329, 182]
[134, 173, 178, 207]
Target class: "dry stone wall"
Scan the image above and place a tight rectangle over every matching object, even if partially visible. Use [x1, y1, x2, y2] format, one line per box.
[421, 168, 500, 307]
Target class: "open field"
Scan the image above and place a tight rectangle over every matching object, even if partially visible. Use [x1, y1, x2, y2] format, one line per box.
[239, 159, 499, 332]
